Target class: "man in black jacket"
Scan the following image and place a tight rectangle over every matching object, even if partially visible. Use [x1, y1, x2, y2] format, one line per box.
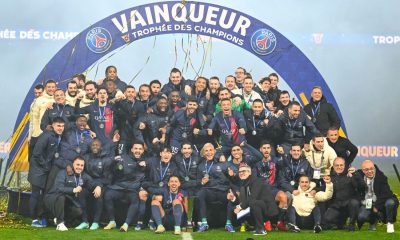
[232, 162, 279, 235]
[303, 87, 341, 135]
[28, 116, 65, 228]
[323, 157, 360, 231]
[353, 160, 398, 233]
[276, 101, 319, 154]
[326, 127, 358, 169]
[44, 156, 100, 231]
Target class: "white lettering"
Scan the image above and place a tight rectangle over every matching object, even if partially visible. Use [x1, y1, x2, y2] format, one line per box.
[189, 3, 204, 23]
[219, 9, 236, 29]
[154, 4, 170, 23]
[130, 10, 147, 30]
[205, 6, 219, 25]
[171, 3, 187, 22]
[112, 14, 128, 34]
[233, 15, 251, 37]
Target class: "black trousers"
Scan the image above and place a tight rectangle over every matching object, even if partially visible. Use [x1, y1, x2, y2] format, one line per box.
[28, 137, 38, 162]
[197, 188, 227, 220]
[248, 200, 272, 232]
[29, 184, 44, 220]
[53, 195, 83, 225]
[324, 199, 360, 226]
[358, 198, 398, 224]
[104, 189, 139, 225]
[79, 189, 104, 223]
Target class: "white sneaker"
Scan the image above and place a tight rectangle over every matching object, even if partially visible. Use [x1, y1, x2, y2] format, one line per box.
[387, 223, 394, 233]
[56, 222, 68, 231]
[53, 218, 57, 225]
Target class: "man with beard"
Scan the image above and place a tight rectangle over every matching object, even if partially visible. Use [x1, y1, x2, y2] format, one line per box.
[243, 99, 275, 149]
[232, 77, 263, 105]
[208, 76, 221, 104]
[75, 87, 118, 156]
[29, 80, 57, 161]
[78, 81, 97, 108]
[76, 139, 113, 230]
[253, 141, 288, 231]
[168, 90, 186, 112]
[135, 97, 171, 155]
[151, 175, 188, 235]
[28, 117, 65, 227]
[323, 157, 360, 231]
[40, 89, 75, 131]
[65, 81, 81, 107]
[103, 141, 147, 232]
[168, 98, 205, 154]
[72, 73, 86, 90]
[44, 157, 100, 231]
[276, 101, 319, 154]
[207, 98, 247, 158]
[326, 127, 358, 169]
[113, 85, 144, 154]
[304, 133, 337, 190]
[161, 68, 191, 97]
[304, 86, 341, 135]
[174, 142, 201, 196]
[232, 163, 279, 235]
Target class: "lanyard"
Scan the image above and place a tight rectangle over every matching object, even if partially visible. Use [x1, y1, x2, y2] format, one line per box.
[290, 158, 301, 179]
[312, 151, 325, 168]
[169, 192, 178, 202]
[98, 106, 106, 120]
[311, 102, 321, 117]
[205, 161, 214, 174]
[56, 104, 65, 117]
[223, 117, 232, 131]
[242, 89, 253, 103]
[253, 116, 263, 129]
[75, 130, 82, 147]
[74, 174, 82, 187]
[196, 93, 202, 103]
[130, 100, 135, 110]
[182, 157, 192, 175]
[160, 161, 170, 181]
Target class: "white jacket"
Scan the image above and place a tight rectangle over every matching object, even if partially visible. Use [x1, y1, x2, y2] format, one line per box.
[292, 182, 333, 216]
[304, 138, 337, 176]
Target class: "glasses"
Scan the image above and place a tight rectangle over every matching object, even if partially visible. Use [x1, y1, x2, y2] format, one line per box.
[362, 168, 375, 172]
[333, 164, 344, 167]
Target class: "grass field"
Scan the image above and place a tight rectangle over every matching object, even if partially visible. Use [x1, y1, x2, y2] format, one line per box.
[0, 175, 399, 240]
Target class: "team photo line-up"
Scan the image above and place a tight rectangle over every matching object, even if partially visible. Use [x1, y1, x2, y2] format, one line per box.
[27, 66, 398, 235]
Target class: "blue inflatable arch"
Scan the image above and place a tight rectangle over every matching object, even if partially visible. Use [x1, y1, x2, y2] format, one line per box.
[8, 1, 347, 169]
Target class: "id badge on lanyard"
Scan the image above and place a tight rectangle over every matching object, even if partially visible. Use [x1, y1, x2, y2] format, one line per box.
[365, 198, 373, 209]
[313, 168, 321, 179]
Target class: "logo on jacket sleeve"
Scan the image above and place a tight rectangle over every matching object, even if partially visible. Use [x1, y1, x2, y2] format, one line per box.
[86, 27, 112, 53]
[250, 29, 276, 55]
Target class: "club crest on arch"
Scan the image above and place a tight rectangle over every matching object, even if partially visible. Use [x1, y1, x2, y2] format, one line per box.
[250, 28, 277, 55]
[86, 27, 112, 53]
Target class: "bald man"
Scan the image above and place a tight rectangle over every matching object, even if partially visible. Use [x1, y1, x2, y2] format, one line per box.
[353, 160, 398, 233]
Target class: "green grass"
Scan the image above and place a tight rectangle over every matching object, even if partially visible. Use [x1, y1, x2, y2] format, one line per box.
[1, 176, 400, 239]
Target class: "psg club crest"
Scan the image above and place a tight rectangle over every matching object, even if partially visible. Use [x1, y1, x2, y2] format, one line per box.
[250, 29, 277, 55]
[86, 27, 112, 53]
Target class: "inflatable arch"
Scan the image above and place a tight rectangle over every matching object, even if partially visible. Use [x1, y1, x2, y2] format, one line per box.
[8, 1, 347, 170]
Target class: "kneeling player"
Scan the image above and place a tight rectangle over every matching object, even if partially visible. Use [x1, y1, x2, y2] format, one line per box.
[151, 175, 188, 235]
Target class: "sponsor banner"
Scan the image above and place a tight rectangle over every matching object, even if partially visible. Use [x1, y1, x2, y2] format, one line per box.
[357, 145, 399, 159]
